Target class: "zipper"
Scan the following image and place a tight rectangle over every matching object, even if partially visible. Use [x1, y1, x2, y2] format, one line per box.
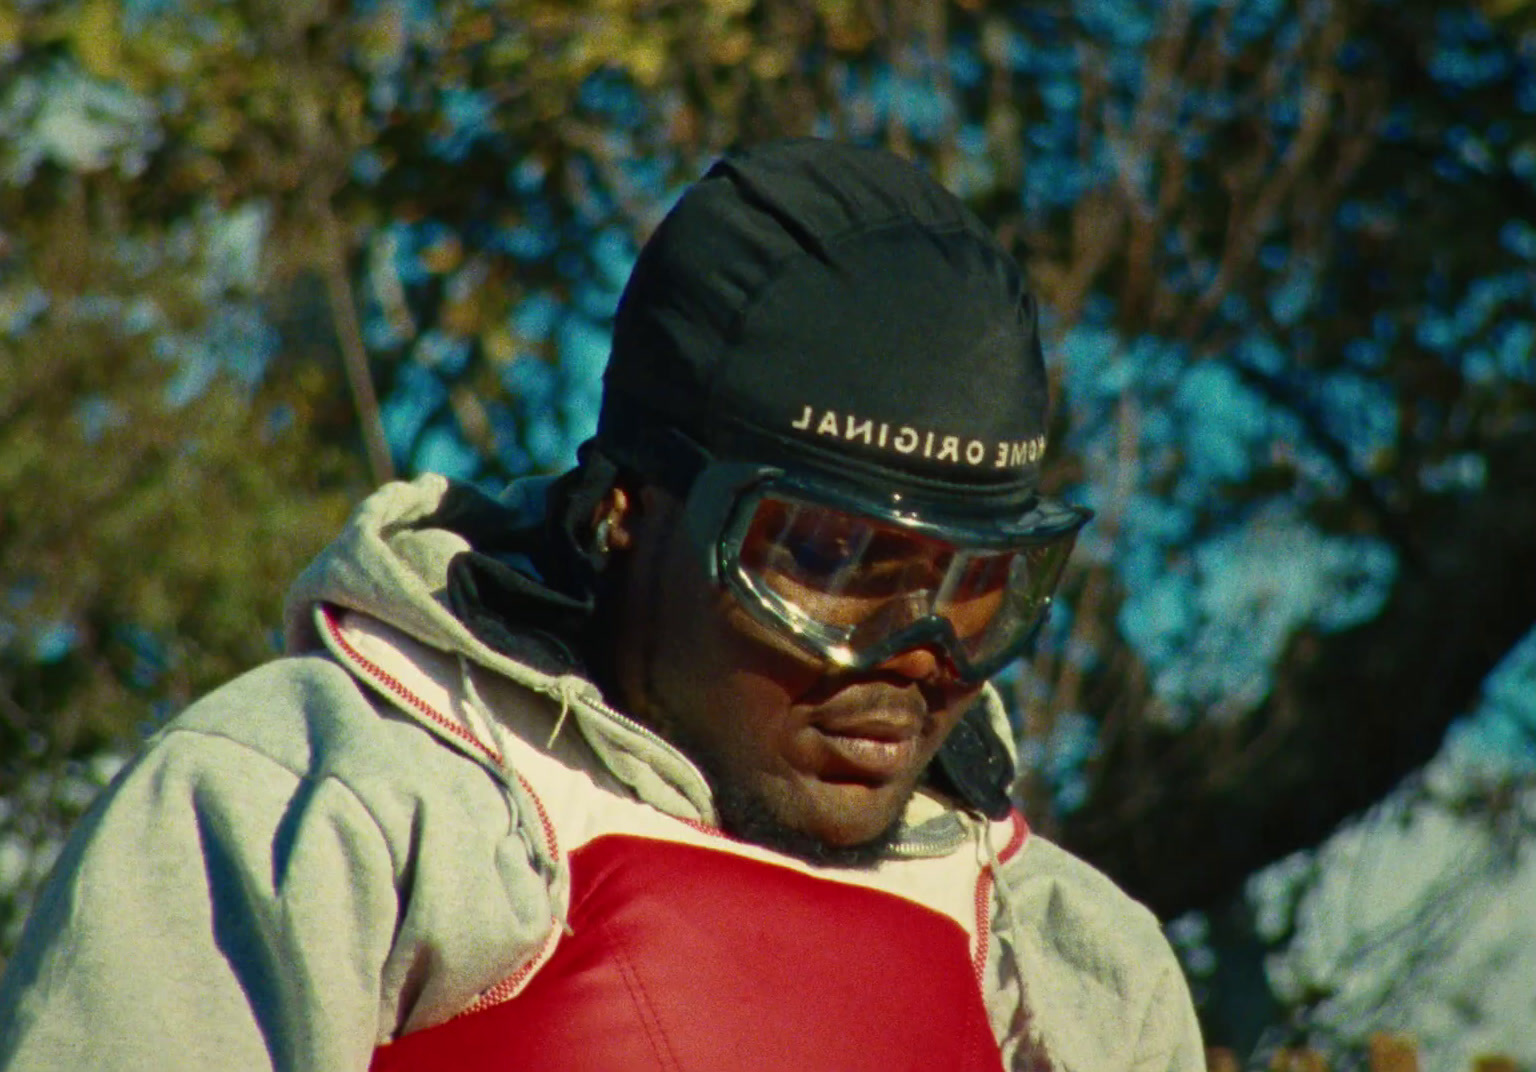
[561, 679, 675, 755]
[889, 811, 970, 857]
[543, 677, 719, 822]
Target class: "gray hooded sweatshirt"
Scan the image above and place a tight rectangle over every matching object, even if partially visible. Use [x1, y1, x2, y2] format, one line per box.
[0, 474, 1203, 1071]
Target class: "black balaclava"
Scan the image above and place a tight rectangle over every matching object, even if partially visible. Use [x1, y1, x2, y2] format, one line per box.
[596, 137, 1051, 508]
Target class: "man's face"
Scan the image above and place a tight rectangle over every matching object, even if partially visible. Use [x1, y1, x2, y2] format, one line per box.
[609, 485, 981, 860]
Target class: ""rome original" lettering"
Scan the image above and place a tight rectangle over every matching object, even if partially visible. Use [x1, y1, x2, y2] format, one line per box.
[789, 405, 1047, 469]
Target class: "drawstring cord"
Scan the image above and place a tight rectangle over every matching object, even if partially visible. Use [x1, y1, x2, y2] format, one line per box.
[547, 679, 577, 750]
[457, 654, 573, 937]
[981, 816, 1039, 1066]
[456, 653, 498, 751]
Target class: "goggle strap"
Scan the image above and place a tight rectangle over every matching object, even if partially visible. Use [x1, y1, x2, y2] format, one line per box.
[595, 406, 714, 498]
[682, 461, 786, 587]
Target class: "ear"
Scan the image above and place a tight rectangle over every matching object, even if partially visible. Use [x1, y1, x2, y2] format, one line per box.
[589, 485, 636, 553]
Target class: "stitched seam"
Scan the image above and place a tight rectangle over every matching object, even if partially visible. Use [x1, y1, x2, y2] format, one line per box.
[320, 604, 505, 768]
[604, 918, 682, 1072]
[453, 775, 564, 1019]
[972, 864, 1005, 1070]
[459, 923, 563, 1015]
[513, 770, 561, 862]
[973, 867, 994, 990]
[681, 817, 730, 839]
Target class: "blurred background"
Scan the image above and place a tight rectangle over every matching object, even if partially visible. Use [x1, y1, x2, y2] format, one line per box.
[1, 0, 1533, 1066]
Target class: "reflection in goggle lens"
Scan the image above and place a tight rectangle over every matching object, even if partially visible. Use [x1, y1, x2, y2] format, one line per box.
[739, 497, 1047, 653]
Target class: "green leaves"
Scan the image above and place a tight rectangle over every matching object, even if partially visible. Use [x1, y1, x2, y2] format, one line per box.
[3, 15, 1535, 1057]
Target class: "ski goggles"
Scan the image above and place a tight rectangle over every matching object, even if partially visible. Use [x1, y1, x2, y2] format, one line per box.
[680, 462, 1092, 683]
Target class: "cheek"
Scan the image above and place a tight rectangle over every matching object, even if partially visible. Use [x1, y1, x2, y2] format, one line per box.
[926, 686, 984, 752]
[670, 552, 826, 701]
[676, 607, 813, 757]
[639, 540, 802, 746]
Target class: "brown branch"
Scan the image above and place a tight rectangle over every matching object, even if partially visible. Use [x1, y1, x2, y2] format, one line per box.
[319, 202, 395, 486]
[1179, 4, 1352, 340]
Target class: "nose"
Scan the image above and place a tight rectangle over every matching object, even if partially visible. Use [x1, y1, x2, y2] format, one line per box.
[875, 644, 950, 683]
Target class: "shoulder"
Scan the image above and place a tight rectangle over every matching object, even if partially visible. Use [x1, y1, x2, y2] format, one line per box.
[1005, 833, 1165, 940]
[110, 655, 563, 1033]
[162, 654, 499, 795]
[990, 831, 1202, 1069]
[998, 831, 1174, 991]
[139, 654, 529, 887]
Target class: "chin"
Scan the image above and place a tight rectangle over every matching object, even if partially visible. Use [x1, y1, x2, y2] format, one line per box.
[714, 777, 910, 868]
[654, 712, 918, 866]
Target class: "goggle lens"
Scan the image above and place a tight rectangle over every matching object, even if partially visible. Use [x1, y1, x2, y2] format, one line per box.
[731, 494, 1079, 678]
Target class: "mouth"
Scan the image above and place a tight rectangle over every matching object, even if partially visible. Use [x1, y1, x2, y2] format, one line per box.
[810, 709, 927, 784]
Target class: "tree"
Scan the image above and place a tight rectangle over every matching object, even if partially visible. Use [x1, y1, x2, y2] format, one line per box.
[2, 0, 1533, 1059]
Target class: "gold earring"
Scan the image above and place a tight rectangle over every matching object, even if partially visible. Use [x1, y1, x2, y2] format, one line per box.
[593, 515, 615, 556]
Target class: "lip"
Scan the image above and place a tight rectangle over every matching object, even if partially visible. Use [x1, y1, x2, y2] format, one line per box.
[810, 704, 926, 782]
[814, 727, 920, 782]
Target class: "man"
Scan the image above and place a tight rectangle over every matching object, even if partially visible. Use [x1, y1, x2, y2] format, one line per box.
[0, 139, 1203, 1070]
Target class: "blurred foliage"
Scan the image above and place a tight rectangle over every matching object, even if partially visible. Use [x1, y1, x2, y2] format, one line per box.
[2, 0, 1534, 1060]
[1210, 1032, 1525, 1071]
[1210, 1025, 1523, 1068]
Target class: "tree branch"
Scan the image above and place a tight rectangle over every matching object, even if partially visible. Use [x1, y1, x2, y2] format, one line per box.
[319, 202, 395, 486]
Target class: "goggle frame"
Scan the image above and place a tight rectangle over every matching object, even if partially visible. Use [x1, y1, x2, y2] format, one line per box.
[679, 461, 1092, 683]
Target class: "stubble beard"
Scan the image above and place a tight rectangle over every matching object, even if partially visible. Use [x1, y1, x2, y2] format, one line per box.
[619, 502, 907, 866]
[657, 716, 907, 868]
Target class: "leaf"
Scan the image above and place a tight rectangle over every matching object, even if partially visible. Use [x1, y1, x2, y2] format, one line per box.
[622, 28, 669, 87]
[71, 0, 123, 81]
[420, 235, 465, 275]
[0, 6, 21, 64]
